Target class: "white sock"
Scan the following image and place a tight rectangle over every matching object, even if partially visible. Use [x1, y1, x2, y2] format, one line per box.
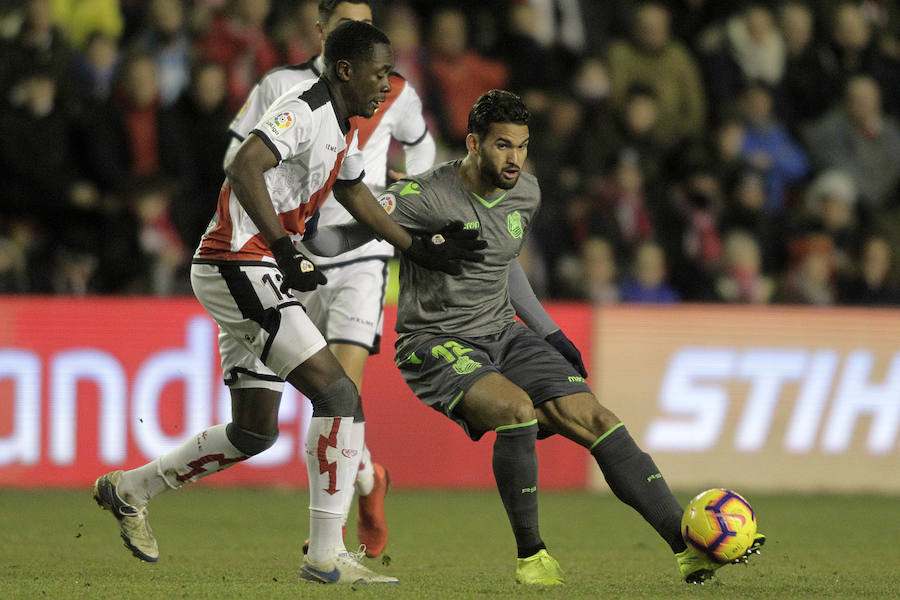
[306, 416, 353, 563]
[341, 421, 366, 522]
[356, 443, 375, 496]
[118, 424, 247, 506]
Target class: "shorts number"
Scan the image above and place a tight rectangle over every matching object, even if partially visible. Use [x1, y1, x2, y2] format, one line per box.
[431, 341, 481, 375]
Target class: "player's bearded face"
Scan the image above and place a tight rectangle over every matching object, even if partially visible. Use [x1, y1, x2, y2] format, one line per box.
[476, 123, 529, 190]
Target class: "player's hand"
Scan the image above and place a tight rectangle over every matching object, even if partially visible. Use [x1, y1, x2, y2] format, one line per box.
[545, 329, 588, 378]
[270, 236, 328, 293]
[403, 222, 487, 275]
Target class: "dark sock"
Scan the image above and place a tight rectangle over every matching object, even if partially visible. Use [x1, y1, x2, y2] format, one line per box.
[492, 420, 544, 558]
[590, 424, 686, 553]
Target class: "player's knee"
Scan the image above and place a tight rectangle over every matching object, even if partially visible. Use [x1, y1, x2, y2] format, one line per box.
[308, 375, 359, 417]
[226, 423, 278, 456]
[499, 392, 536, 426]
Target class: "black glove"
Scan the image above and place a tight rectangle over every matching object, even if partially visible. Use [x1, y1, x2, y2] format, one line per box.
[403, 222, 487, 275]
[545, 329, 588, 378]
[271, 236, 328, 293]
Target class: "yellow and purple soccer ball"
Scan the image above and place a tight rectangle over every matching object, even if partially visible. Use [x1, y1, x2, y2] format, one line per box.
[681, 488, 757, 563]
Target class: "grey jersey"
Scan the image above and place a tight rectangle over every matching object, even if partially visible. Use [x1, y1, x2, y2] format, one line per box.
[384, 159, 540, 354]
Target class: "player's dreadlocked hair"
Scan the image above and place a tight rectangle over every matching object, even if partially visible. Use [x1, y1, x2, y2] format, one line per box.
[318, 0, 370, 25]
[323, 20, 390, 69]
[467, 90, 530, 138]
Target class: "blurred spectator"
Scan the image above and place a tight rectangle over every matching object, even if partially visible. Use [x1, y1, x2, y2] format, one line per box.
[779, 1, 841, 125]
[721, 169, 785, 273]
[780, 232, 837, 304]
[607, 1, 707, 147]
[838, 233, 900, 305]
[804, 74, 900, 210]
[159, 61, 230, 248]
[0, 232, 28, 293]
[424, 7, 508, 147]
[500, 2, 561, 94]
[825, 1, 900, 116]
[198, 0, 279, 112]
[715, 229, 775, 303]
[574, 236, 620, 304]
[738, 81, 808, 213]
[127, 176, 188, 295]
[0, 0, 75, 103]
[709, 114, 748, 191]
[72, 30, 119, 101]
[798, 168, 860, 276]
[0, 66, 101, 225]
[115, 53, 164, 177]
[602, 83, 669, 203]
[384, 3, 426, 94]
[131, 0, 191, 106]
[589, 150, 655, 259]
[620, 241, 678, 303]
[664, 163, 725, 300]
[51, 0, 124, 49]
[700, 3, 787, 117]
[275, 0, 319, 66]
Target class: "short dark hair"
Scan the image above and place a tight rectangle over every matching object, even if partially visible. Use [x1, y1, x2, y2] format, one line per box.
[323, 20, 390, 69]
[318, 0, 370, 25]
[467, 89, 530, 138]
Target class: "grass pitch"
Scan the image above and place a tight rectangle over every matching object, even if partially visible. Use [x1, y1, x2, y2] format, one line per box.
[1, 487, 897, 599]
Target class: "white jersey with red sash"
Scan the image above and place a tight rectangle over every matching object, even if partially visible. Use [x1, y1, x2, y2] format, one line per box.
[226, 56, 430, 265]
[197, 77, 364, 263]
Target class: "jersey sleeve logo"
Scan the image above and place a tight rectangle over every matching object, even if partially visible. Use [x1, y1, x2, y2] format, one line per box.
[377, 192, 396, 214]
[262, 111, 295, 137]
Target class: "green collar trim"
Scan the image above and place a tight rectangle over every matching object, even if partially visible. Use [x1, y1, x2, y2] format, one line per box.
[471, 191, 507, 208]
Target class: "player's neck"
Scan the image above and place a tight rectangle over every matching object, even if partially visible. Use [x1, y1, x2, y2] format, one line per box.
[323, 73, 353, 126]
[459, 155, 501, 199]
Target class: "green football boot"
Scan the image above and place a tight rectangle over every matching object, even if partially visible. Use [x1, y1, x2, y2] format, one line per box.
[516, 549, 565, 585]
[678, 532, 767, 583]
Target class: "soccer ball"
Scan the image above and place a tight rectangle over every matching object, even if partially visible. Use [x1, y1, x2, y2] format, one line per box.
[681, 488, 757, 563]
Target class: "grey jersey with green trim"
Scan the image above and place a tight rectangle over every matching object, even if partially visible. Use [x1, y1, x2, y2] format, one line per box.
[383, 159, 540, 355]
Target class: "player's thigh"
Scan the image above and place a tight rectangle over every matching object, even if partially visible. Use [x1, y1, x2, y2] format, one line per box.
[396, 334, 504, 440]
[536, 392, 621, 448]
[455, 372, 536, 434]
[191, 262, 327, 385]
[499, 322, 592, 408]
[329, 342, 370, 391]
[320, 260, 387, 352]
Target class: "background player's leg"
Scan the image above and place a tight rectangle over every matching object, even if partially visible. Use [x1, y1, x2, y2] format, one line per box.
[330, 341, 387, 556]
[537, 393, 686, 553]
[285, 348, 359, 565]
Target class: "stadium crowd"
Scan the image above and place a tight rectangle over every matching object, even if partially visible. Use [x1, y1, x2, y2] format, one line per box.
[1, 0, 899, 305]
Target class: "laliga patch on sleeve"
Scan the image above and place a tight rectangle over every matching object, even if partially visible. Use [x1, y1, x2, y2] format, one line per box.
[262, 111, 295, 137]
[377, 192, 396, 214]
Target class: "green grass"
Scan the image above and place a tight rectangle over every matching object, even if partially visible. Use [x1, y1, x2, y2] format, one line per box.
[1, 488, 898, 599]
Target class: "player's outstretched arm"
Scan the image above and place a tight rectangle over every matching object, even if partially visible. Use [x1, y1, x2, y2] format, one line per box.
[302, 221, 377, 257]
[333, 182, 486, 274]
[509, 259, 588, 377]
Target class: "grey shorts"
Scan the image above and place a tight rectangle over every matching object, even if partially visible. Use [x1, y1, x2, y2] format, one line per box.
[395, 321, 592, 440]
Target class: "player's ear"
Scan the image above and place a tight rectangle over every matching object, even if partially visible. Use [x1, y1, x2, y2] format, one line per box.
[335, 59, 353, 82]
[465, 133, 479, 154]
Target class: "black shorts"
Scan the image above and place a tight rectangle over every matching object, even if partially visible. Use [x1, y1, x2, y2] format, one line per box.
[396, 321, 592, 440]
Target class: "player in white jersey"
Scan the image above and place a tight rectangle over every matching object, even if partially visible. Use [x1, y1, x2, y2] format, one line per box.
[225, 0, 436, 558]
[92, 21, 484, 585]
